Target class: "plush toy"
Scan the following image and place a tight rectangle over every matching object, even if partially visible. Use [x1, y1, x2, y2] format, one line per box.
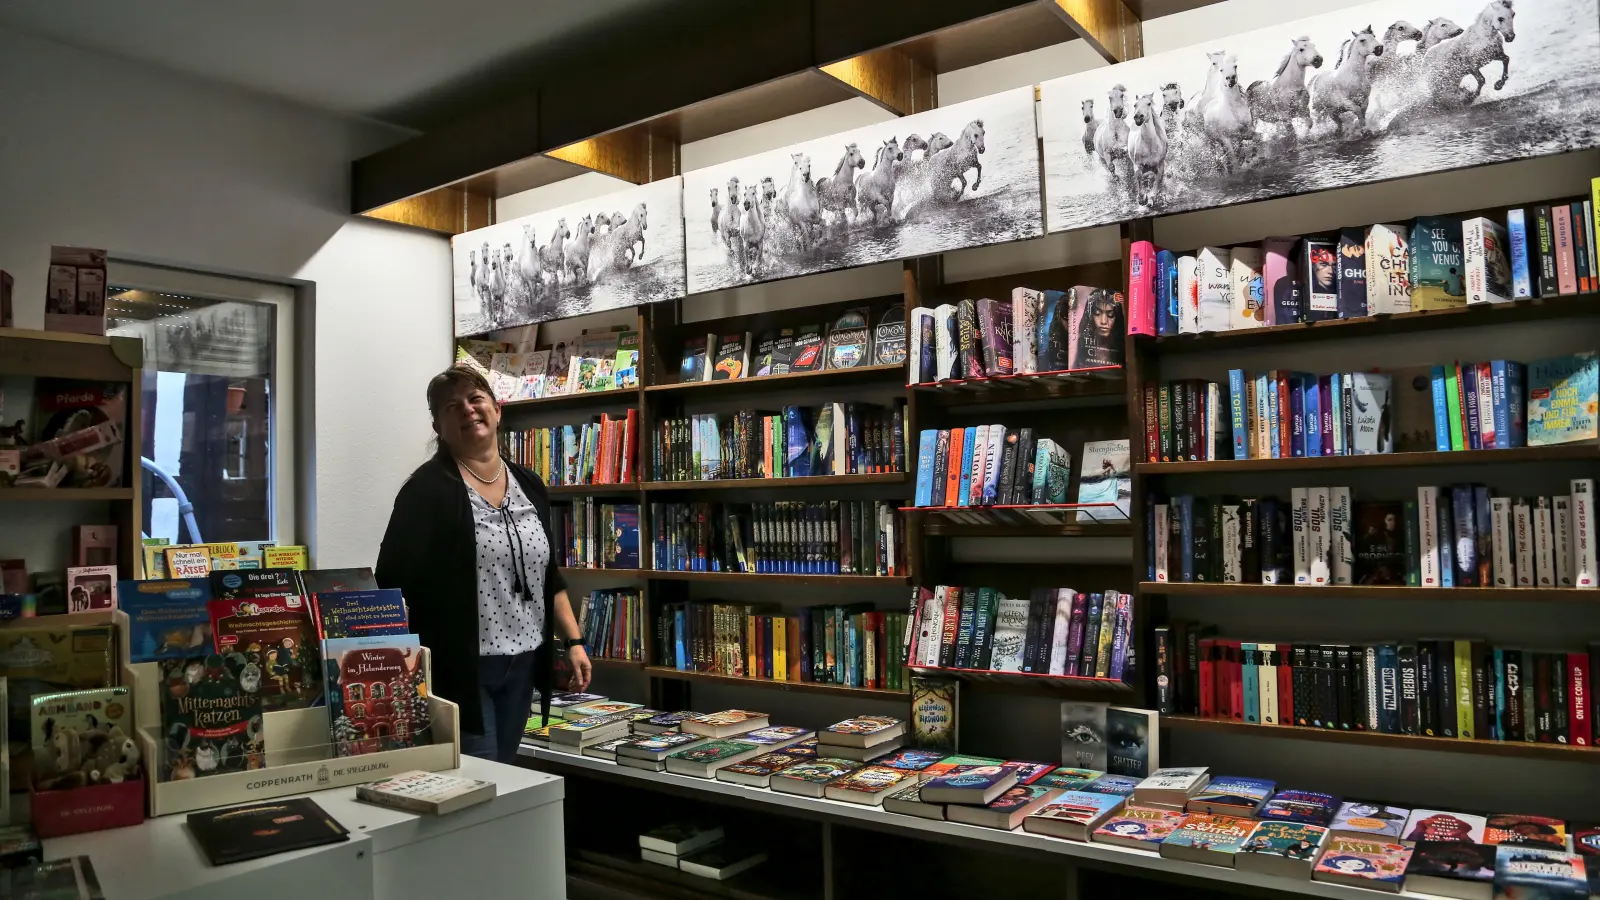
[94, 736, 141, 783]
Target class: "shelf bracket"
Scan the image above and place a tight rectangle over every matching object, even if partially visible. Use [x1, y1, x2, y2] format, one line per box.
[362, 186, 494, 235]
[544, 126, 681, 185]
[818, 46, 937, 117]
[1043, 0, 1143, 64]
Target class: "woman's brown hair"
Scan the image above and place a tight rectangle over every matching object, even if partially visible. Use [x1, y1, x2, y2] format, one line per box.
[426, 365, 496, 424]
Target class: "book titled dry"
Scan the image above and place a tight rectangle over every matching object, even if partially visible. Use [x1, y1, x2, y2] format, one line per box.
[356, 770, 496, 816]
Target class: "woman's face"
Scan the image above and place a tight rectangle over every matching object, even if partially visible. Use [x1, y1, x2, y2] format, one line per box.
[434, 381, 500, 451]
[1092, 301, 1116, 338]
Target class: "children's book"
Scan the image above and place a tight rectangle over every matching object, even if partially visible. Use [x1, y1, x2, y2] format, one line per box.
[1332, 801, 1411, 840]
[310, 589, 409, 640]
[1404, 809, 1487, 844]
[1403, 841, 1496, 898]
[30, 686, 135, 790]
[1493, 844, 1588, 899]
[1091, 805, 1187, 849]
[1158, 813, 1256, 866]
[208, 587, 320, 711]
[1484, 813, 1568, 848]
[157, 655, 264, 780]
[1312, 837, 1413, 891]
[1036, 767, 1106, 791]
[120, 578, 212, 663]
[1235, 822, 1328, 878]
[322, 635, 427, 757]
[1258, 789, 1340, 827]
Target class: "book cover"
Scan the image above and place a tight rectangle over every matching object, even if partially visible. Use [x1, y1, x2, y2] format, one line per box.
[1301, 236, 1339, 321]
[790, 325, 826, 373]
[1188, 777, 1275, 815]
[826, 309, 871, 371]
[1527, 352, 1599, 446]
[1092, 806, 1187, 846]
[1485, 814, 1568, 848]
[311, 589, 408, 640]
[1196, 247, 1232, 333]
[1060, 701, 1108, 770]
[1348, 373, 1393, 454]
[909, 674, 958, 753]
[1105, 706, 1157, 778]
[1507, 209, 1535, 298]
[120, 578, 212, 663]
[1333, 802, 1410, 839]
[718, 751, 803, 781]
[1011, 289, 1041, 373]
[1038, 289, 1070, 371]
[357, 770, 495, 816]
[1230, 245, 1266, 330]
[1263, 237, 1303, 325]
[1409, 217, 1466, 310]
[1161, 812, 1255, 856]
[1037, 767, 1106, 790]
[1494, 844, 1588, 898]
[826, 764, 908, 797]
[1404, 840, 1496, 891]
[872, 305, 907, 367]
[679, 336, 709, 383]
[322, 635, 427, 756]
[713, 331, 751, 380]
[1259, 790, 1340, 827]
[1084, 773, 1141, 797]
[1365, 223, 1411, 314]
[1405, 809, 1488, 844]
[157, 654, 264, 780]
[1075, 439, 1130, 522]
[667, 739, 760, 764]
[1240, 821, 1327, 862]
[1071, 288, 1127, 368]
[186, 797, 348, 866]
[29, 686, 135, 790]
[1335, 227, 1368, 318]
[977, 298, 1015, 376]
[1028, 791, 1126, 828]
[1313, 837, 1413, 887]
[1463, 216, 1513, 304]
[1177, 254, 1200, 333]
[208, 589, 320, 710]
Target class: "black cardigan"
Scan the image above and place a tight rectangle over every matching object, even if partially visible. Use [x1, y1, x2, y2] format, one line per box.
[375, 449, 566, 735]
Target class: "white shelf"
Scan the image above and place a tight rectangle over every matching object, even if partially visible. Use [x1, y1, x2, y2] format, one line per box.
[522, 745, 1441, 900]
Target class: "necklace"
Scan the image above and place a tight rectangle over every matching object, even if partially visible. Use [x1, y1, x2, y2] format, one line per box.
[458, 457, 505, 485]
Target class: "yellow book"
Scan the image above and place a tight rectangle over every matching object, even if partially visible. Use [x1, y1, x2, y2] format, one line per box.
[262, 546, 308, 570]
[164, 545, 211, 579]
[746, 612, 756, 679]
[140, 540, 170, 579]
[1454, 640, 1475, 740]
[202, 542, 241, 559]
[768, 614, 780, 679]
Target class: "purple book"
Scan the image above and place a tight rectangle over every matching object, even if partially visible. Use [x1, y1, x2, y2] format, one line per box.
[1064, 592, 1088, 677]
[1319, 376, 1335, 456]
[1108, 593, 1133, 681]
[1263, 237, 1302, 326]
[1290, 376, 1306, 457]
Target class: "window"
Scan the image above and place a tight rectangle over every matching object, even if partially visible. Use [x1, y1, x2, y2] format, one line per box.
[106, 263, 297, 550]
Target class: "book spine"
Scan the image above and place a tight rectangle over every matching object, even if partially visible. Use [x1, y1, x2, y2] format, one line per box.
[1291, 487, 1310, 585]
[1154, 503, 1169, 582]
[1308, 486, 1330, 585]
[1452, 484, 1478, 586]
[1535, 497, 1556, 586]
[1555, 204, 1578, 294]
[1143, 383, 1159, 464]
[1155, 626, 1174, 713]
[1330, 486, 1353, 585]
[1454, 640, 1474, 739]
[1514, 498, 1534, 586]
[1462, 362, 1482, 449]
[1397, 643, 1419, 734]
[1129, 240, 1156, 336]
[1492, 497, 1515, 586]
[1404, 499, 1421, 586]
[1229, 369, 1247, 460]
[1555, 495, 1575, 587]
[1418, 486, 1440, 587]
[1507, 209, 1534, 298]
[1429, 366, 1450, 452]
[1158, 383, 1173, 462]
[1570, 652, 1592, 746]
[1576, 479, 1598, 588]
[1535, 205, 1559, 297]
[1573, 201, 1593, 293]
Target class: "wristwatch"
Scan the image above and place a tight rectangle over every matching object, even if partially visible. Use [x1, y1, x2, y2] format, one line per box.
[563, 638, 587, 650]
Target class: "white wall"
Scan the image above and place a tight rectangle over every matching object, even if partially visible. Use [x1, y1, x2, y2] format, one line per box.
[0, 27, 451, 570]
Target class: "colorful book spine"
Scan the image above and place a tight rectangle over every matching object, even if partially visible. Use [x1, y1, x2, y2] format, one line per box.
[1555, 204, 1578, 295]
[914, 430, 937, 507]
[1129, 240, 1156, 336]
[1157, 249, 1179, 337]
[1507, 209, 1535, 298]
[1229, 369, 1247, 460]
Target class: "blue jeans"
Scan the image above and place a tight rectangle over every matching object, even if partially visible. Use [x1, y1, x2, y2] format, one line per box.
[463, 650, 539, 763]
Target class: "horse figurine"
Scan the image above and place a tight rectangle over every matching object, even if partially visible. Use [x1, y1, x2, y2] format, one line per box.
[855, 138, 901, 225]
[563, 214, 594, 286]
[1309, 26, 1383, 135]
[1246, 37, 1322, 138]
[739, 183, 765, 277]
[782, 153, 823, 250]
[718, 177, 742, 249]
[1126, 93, 1169, 207]
[816, 143, 865, 228]
[1200, 56, 1254, 173]
[1425, 0, 1515, 106]
[1080, 98, 1100, 156]
[537, 218, 570, 289]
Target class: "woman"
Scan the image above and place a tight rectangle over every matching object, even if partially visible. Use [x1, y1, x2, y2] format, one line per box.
[377, 366, 592, 763]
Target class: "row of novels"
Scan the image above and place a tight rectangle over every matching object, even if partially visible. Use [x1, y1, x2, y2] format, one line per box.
[648, 501, 904, 576]
[912, 425, 1064, 508]
[677, 307, 906, 383]
[1126, 198, 1600, 337]
[650, 401, 904, 483]
[1147, 480, 1600, 588]
[575, 588, 645, 661]
[500, 411, 638, 486]
[906, 586, 1134, 683]
[551, 500, 641, 570]
[907, 288, 1127, 384]
[1159, 626, 1600, 748]
[464, 328, 640, 400]
[655, 602, 912, 689]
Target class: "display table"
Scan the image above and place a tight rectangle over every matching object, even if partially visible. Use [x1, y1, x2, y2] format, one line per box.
[44, 757, 565, 900]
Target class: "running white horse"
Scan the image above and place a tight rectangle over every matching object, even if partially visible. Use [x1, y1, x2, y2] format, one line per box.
[1184, 51, 1229, 135]
[537, 219, 570, 289]
[1081, 98, 1099, 155]
[1094, 84, 1130, 180]
[1200, 56, 1254, 173]
[1247, 37, 1323, 139]
[718, 177, 741, 250]
[738, 183, 765, 277]
[1424, 0, 1515, 106]
[782, 153, 822, 250]
[855, 138, 902, 225]
[1309, 26, 1384, 135]
[1126, 93, 1169, 206]
[815, 143, 865, 228]
[1365, 18, 1463, 131]
[562, 215, 594, 286]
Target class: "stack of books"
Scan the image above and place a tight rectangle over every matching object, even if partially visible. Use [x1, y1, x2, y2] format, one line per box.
[816, 715, 905, 763]
[639, 820, 769, 881]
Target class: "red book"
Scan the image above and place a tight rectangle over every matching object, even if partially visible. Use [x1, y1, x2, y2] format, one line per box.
[1278, 652, 1295, 726]
[1571, 652, 1592, 747]
[1277, 375, 1291, 462]
[1555, 204, 1578, 295]
[1227, 640, 1245, 721]
[1199, 638, 1217, 718]
[944, 428, 965, 507]
[1128, 240, 1157, 336]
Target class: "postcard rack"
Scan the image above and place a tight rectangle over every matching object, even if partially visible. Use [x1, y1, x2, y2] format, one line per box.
[115, 612, 461, 816]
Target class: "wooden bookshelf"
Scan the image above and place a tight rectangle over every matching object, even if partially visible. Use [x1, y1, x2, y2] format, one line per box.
[1137, 443, 1598, 475]
[909, 665, 1132, 695]
[1149, 291, 1600, 354]
[644, 571, 911, 587]
[921, 520, 1135, 538]
[0, 487, 137, 503]
[1139, 583, 1600, 603]
[547, 483, 642, 496]
[501, 386, 638, 412]
[640, 473, 908, 492]
[912, 366, 1126, 407]
[1161, 716, 1600, 762]
[644, 362, 904, 394]
[643, 665, 907, 697]
[589, 657, 647, 669]
[558, 566, 644, 578]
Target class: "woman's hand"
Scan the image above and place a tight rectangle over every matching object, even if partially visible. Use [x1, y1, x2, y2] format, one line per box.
[567, 645, 593, 692]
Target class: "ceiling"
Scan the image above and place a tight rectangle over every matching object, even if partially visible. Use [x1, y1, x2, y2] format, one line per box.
[0, 0, 670, 129]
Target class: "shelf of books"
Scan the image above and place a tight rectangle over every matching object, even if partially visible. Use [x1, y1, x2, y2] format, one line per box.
[1138, 443, 1600, 475]
[640, 473, 909, 492]
[643, 667, 907, 699]
[1160, 716, 1599, 763]
[644, 361, 905, 394]
[646, 571, 911, 586]
[1141, 583, 1600, 604]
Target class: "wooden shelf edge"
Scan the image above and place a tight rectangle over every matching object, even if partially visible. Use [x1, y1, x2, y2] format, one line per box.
[640, 473, 908, 491]
[1138, 583, 1600, 603]
[909, 665, 1131, 691]
[501, 387, 638, 410]
[645, 363, 905, 394]
[1138, 443, 1599, 474]
[547, 483, 643, 495]
[643, 665, 907, 697]
[645, 571, 911, 586]
[0, 487, 135, 502]
[1162, 715, 1600, 761]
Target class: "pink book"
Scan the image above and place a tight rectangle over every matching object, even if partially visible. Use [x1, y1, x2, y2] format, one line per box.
[1554, 205, 1579, 295]
[1128, 241, 1157, 336]
[1262, 237, 1300, 326]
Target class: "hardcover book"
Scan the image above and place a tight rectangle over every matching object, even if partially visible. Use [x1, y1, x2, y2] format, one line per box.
[299, 568, 379, 595]
[1493, 844, 1588, 899]
[1365, 223, 1411, 314]
[1409, 217, 1466, 310]
[875, 748, 946, 778]
[1405, 809, 1488, 844]
[1133, 767, 1211, 809]
[1236, 822, 1328, 879]
[1037, 767, 1106, 791]
[187, 798, 349, 865]
[1023, 790, 1127, 841]
[1104, 706, 1157, 778]
[825, 310, 870, 371]
[947, 783, 1061, 830]
[1484, 814, 1568, 848]
[737, 725, 813, 749]
[683, 709, 769, 739]
[822, 765, 910, 806]
[1092, 805, 1187, 849]
[356, 770, 495, 816]
[790, 325, 826, 373]
[1083, 773, 1141, 797]
[208, 592, 320, 711]
[310, 589, 408, 640]
[157, 654, 264, 780]
[1527, 352, 1599, 446]
[909, 675, 958, 753]
[873, 305, 907, 367]
[818, 715, 903, 748]
[883, 782, 947, 821]
[1313, 837, 1413, 892]
[769, 758, 861, 798]
[1186, 777, 1276, 817]
[1159, 813, 1256, 867]
[1463, 217, 1513, 305]
[663, 739, 763, 777]
[120, 578, 212, 663]
[1075, 439, 1131, 522]
[716, 751, 805, 787]
[1070, 288, 1127, 368]
[30, 687, 135, 790]
[1259, 790, 1340, 827]
[713, 331, 751, 380]
[1060, 702, 1108, 770]
[322, 635, 427, 757]
[1404, 840, 1496, 900]
[920, 764, 1021, 806]
[639, 822, 725, 856]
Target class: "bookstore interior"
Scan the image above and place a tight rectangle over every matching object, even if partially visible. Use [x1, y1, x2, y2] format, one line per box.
[4, 0, 1600, 897]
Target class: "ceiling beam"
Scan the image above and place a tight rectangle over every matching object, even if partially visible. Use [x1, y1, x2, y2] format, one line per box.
[1044, 0, 1143, 63]
[818, 46, 937, 116]
[361, 186, 493, 235]
[544, 127, 681, 185]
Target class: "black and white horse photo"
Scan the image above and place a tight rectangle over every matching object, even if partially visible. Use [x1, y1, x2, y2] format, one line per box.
[452, 177, 686, 336]
[1040, 0, 1600, 232]
[683, 87, 1042, 293]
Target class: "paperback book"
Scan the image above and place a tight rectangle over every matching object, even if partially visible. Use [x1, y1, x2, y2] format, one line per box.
[1235, 822, 1328, 879]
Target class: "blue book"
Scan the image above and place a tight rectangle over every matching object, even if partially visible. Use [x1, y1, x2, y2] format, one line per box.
[1438, 490, 1456, 588]
[1430, 366, 1453, 451]
[1038, 290, 1065, 370]
[1228, 369, 1248, 460]
[675, 609, 689, 668]
[121, 578, 212, 663]
[1504, 361, 1527, 447]
[311, 589, 409, 640]
[1528, 352, 1599, 446]
[1083, 773, 1140, 797]
[1490, 361, 1511, 450]
[914, 429, 938, 507]
[1377, 644, 1400, 734]
[1491, 647, 1506, 741]
[1176, 496, 1196, 582]
[957, 426, 977, 507]
[1304, 375, 1322, 457]
[1451, 485, 1478, 586]
[1290, 375, 1305, 458]
[1494, 844, 1588, 897]
[1190, 776, 1277, 814]
[1157, 250, 1179, 336]
[1330, 373, 1345, 455]
[1507, 209, 1535, 298]
[784, 407, 811, 478]
[1462, 364, 1482, 450]
[1241, 643, 1260, 723]
[1267, 375, 1282, 459]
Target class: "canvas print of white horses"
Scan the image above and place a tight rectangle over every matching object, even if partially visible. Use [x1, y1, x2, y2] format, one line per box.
[1040, 0, 1600, 233]
[451, 177, 686, 336]
[683, 87, 1042, 294]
